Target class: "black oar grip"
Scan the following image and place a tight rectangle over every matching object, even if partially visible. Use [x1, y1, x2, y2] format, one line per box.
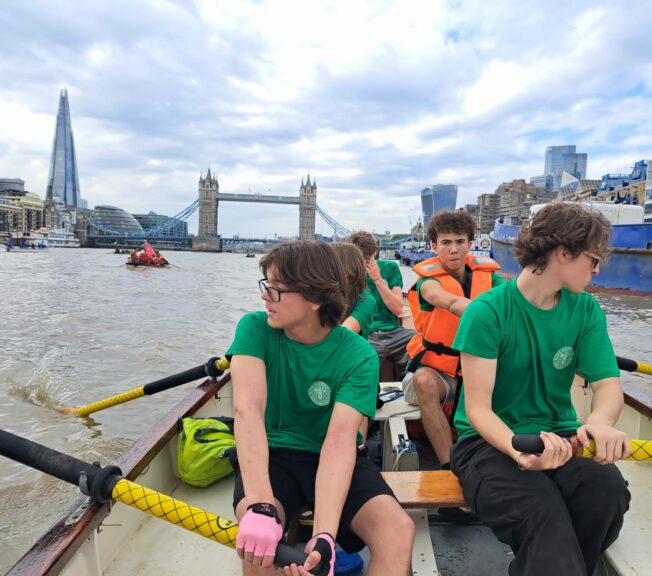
[275, 543, 325, 574]
[616, 356, 637, 373]
[512, 434, 544, 454]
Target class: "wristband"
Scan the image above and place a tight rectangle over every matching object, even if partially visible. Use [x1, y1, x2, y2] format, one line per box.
[247, 502, 281, 524]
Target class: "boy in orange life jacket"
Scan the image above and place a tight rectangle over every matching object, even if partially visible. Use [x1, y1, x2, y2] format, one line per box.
[404, 211, 503, 468]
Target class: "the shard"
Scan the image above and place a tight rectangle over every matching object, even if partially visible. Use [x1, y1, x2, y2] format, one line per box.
[47, 88, 83, 208]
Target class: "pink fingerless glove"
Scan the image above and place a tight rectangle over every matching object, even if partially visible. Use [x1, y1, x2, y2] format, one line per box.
[305, 532, 336, 576]
[236, 503, 283, 559]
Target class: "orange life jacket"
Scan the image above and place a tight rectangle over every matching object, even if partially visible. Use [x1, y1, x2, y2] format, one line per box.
[406, 254, 500, 377]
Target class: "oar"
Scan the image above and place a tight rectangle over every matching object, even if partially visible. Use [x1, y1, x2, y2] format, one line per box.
[616, 356, 652, 376]
[0, 429, 324, 574]
[512, 434, 652, 462]
[57, 357, 231, 416]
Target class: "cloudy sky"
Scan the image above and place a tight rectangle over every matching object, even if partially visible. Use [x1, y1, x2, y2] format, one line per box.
[1, 0, 652, 238]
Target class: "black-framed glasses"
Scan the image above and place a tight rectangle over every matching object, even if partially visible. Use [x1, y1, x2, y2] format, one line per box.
[583, 251, 603, 271]
[258, 279, 299, 302]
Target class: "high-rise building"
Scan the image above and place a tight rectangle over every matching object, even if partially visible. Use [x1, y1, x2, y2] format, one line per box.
[47, 89, 85, 209]
[477, 193, 500, 233]
[420, 184, 457, 228]
[531, 145, 587, 192]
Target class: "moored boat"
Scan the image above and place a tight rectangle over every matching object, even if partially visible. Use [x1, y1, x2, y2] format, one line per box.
[491, 202, 652, 293]
[5, 366, 650, 575]
[8, 231, 49, 251]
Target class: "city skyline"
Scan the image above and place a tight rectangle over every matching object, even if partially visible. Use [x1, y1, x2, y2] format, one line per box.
[2, 1, 652, 237]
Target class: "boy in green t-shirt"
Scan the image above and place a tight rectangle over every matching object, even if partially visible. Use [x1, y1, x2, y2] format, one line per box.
[227, 240, 414, 576]
[451, 202, 631, 576]
[346, 232, 416, 373]
[403, 210, 504, 469]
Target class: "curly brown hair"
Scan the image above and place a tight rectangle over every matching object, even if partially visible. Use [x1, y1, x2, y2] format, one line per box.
[330, 242, 367, 316]
[346, 231, 379, 258]
[259, 240, 346, 327]
[513, 202, 612, 273]
[427, 210, 478, 243]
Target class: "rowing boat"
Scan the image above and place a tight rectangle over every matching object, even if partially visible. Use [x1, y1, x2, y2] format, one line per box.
[5, 369, 651, 575]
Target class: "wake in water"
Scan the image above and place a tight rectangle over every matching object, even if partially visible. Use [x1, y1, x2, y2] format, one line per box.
[8, 347, 80, 411]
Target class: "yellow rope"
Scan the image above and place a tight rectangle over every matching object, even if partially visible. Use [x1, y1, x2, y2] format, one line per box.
[582, 439, 652, 462]
[74, 387, 145, 416]
[112, 479, 238, 548]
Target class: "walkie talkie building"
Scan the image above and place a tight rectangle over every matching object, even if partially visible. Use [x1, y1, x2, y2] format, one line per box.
[47, 89, 83, 208]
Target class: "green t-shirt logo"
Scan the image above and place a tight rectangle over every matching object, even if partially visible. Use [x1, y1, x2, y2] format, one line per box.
[553, 346, 574, 370]
[308, 380, 331, 406]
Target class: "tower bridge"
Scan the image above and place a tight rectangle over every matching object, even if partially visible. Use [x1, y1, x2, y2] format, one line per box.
[86, 170, 355, 251]
[195, 170, 326, 252]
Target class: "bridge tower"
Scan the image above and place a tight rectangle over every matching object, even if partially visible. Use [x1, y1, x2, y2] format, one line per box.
[299, 175, 316, 240]
[192, 168, 221, 251]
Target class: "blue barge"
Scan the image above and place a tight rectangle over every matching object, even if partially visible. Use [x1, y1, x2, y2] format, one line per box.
[490, 203, 652, 294]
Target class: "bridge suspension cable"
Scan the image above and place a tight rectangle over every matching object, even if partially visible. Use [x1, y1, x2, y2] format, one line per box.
[315, 205, 352, 238]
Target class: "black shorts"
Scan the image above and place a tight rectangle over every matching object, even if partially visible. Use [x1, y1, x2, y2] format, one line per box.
[233, 447, 396, 552]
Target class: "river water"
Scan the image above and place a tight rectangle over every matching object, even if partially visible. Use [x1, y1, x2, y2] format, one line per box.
[0, 249, 650, 572]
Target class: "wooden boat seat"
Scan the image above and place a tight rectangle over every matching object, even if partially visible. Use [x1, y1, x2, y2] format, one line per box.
[381, 470, 466, 509]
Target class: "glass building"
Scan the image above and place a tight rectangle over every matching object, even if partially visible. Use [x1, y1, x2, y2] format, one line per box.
[543, 145, 587, 192]
[133, 212, 188, 236]
[421, 184, 458, 228]
[47, 89, 85, 209]
[91, 205, 144, 235]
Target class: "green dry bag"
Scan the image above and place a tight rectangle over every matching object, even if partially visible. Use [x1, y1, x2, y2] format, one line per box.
[177, 416, 236, 487]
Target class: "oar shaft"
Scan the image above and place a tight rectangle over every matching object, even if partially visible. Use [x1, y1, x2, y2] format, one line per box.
[0, 429, 111, 494]
[0, 428, 315, 572]
[616, 356, 652, 376]
[142, 359, 221, 395]
[70, 357, 230, 416]
[74, 387, 145, 416]
[512, 434, 651, 461]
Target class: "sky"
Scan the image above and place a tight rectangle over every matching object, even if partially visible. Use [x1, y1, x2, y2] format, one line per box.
[2, 0, 652, 238]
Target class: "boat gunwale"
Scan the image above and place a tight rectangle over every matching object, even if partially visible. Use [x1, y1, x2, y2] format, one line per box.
[6, 374, 230, 576]
[623, 381, 652, 420]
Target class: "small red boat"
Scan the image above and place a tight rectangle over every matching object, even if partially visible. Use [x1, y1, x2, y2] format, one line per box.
[126, 241, 169, 267]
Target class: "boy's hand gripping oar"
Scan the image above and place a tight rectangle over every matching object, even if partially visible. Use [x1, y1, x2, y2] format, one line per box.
[57, 357, 231, 416]
[0, 428, 327, 575]
[512, 434, 652, 462]
[616, 356, 652, 376]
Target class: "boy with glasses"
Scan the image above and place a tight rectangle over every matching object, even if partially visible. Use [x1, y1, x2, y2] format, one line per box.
[228, 240, 414, 576]
[451, 202, 631, 576]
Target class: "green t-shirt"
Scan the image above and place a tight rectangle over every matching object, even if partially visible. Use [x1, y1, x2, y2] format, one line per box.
[227, 311, 379, 452]
[368, 259, 403, 332]
[350, 289, 376, 339]
[452, 278, 620, 441]
[415, 269, 505, 311]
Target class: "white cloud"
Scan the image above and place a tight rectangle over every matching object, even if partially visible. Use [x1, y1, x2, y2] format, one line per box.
[1, 0, 652, 237]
